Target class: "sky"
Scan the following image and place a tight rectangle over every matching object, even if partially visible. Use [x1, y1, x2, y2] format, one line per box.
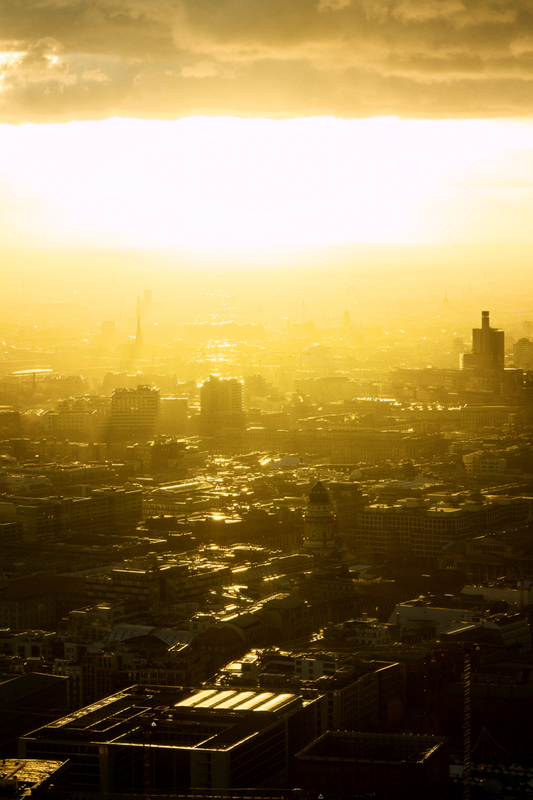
[2, 0, 533, 251]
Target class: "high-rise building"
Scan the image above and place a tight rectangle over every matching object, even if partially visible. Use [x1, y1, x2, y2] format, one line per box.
[462, 310, 504, 371]
[513, 337, 533, 370]
[199, 375, 244, 437]
[109, 385, 160, 441]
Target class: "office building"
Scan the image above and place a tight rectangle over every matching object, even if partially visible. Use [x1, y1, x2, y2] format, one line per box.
[20, 686, 323, 793]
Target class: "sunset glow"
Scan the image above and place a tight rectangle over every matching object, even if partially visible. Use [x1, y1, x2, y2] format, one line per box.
[2, 116, 533, 250]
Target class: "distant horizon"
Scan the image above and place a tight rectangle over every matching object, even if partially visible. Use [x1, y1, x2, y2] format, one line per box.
[2, 117, 533, 253]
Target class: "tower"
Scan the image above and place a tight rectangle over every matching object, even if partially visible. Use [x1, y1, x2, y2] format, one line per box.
[303, 481, 336, 556]
[129, 311, 143, 367]
[462, 310, 504, 371]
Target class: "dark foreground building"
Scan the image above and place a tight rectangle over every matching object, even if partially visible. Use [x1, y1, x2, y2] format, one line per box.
[20, 685, 323, 794]
[295, 730, 449, 800]
[0, 672, 69, 757]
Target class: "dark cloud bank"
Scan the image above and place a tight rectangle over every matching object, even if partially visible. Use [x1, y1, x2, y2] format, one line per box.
[2, 0, 533, 121]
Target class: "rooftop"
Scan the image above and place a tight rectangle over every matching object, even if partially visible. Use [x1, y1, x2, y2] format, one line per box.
[25, 686, 312, 752]
[297, 730, 447, 764]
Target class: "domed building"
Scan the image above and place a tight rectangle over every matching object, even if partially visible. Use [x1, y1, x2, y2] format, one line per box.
[303, 481, 337, 556]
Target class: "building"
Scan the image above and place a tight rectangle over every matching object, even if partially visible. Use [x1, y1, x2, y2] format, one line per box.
[0, 574, 86, 630]
[0, 486, 142, 541]
[199, 376, 245, 438]
[142, 479, 216, 517]
[462, 310, 504, 371]
[513, 337, 533, 370]
[85, 560, 230, 607]
[351, 494, 529, 563]
[0, 672, 69, 756]
[462, 449, 507, 478]
[0, 759, 69, 798]
[159, 397, 188, 435]
[324, 615, 391, 647]
[303, 482, 336, 556]
[109, 385, 160, 441]
[20, 685, 323, 793]
[217, 648, 402, 732]
[438, 530, 533, 580]
[41, 396, 109, 442]
[295, 730, 449, 800]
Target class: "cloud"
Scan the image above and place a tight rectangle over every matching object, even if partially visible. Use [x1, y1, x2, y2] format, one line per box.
[2, 0, 533, 120]
[317, 0, 351, 12]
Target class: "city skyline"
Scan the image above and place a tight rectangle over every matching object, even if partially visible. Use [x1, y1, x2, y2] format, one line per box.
[4, 4, 533, 788]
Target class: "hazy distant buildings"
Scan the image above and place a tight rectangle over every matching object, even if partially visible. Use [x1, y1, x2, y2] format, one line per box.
[159, 396, 188, 435]
[300, 344, 334, 376]
[513, 337, 533, 370]
[199, 375, 244, 438]
[42, 396, 109, 442]
[109, 385, 160, 441]
[462, 310, 504, 371]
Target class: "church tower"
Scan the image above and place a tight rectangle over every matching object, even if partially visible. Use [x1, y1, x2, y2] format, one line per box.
[303, 481, 336, 556]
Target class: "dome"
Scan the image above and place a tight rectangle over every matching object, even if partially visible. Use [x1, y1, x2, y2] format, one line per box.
[309, 481, 330, 504]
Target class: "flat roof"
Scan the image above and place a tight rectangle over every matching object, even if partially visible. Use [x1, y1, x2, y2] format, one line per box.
[297, 731, 447, 764]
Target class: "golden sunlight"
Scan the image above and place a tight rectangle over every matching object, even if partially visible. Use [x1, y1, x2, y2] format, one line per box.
[1, 116, 533, 249]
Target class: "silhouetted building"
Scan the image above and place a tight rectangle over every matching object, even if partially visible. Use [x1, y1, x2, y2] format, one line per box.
[462, 310, 504, 371]
[0, 574, 86, 629]
[0, 672, 69, 756]
[295, 730, 449, 800]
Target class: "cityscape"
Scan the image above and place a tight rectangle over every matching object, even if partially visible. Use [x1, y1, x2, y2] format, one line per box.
[2, 280, 533, 799]
[5, 0, 533, 798]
